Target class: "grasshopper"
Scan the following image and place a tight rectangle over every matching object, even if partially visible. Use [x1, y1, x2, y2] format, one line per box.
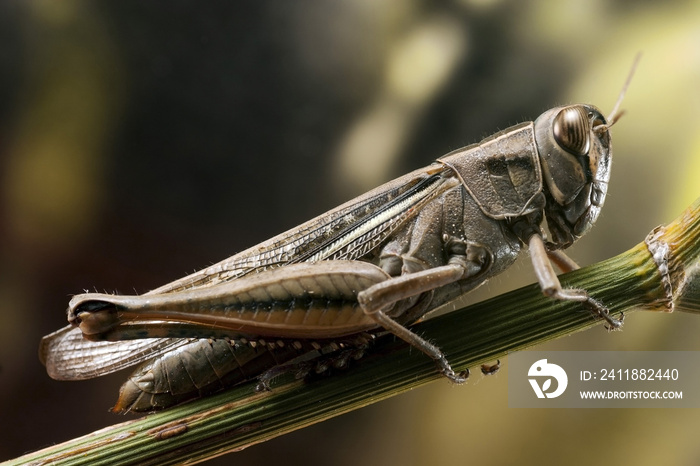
[40, 61, 637, 413]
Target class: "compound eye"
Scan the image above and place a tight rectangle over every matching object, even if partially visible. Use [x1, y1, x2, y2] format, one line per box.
[553, 106, 590, 156]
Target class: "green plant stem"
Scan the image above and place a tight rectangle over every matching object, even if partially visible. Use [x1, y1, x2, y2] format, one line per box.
[7, 197, 700, 466]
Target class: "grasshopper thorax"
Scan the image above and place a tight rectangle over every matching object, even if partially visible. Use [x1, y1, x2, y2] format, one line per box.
[534, 104, 612, 248]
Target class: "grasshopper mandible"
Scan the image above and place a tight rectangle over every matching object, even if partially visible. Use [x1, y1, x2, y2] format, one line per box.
[40, 61, 637, 413]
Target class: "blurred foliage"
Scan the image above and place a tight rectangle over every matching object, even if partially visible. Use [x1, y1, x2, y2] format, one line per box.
[1, 1, 699, 465]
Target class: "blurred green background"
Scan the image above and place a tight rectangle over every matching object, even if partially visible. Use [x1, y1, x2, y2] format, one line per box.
[1, 1, 699, 464]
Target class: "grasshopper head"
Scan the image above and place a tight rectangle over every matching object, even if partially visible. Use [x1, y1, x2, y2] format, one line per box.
[533, 104, 612, 248]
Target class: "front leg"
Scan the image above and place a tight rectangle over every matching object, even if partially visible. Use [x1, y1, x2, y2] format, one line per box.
[357, 240, 491, 383]
[546, 249, 580, 273]
[529, 234, 622, 329]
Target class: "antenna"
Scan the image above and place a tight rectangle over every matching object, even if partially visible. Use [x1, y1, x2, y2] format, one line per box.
[594, 52, 641, 132]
